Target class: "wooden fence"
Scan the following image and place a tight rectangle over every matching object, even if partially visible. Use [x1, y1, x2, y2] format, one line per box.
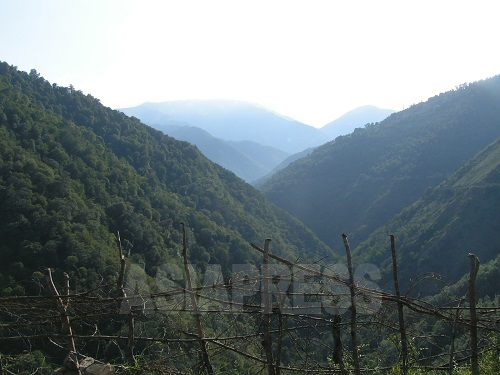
[0, 232, 498, 374]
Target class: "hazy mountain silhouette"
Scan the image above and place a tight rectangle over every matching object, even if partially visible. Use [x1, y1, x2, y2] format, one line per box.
[120, 100, 329, 154]
[321, 105, 395, 139]
[253, 147, 316, 187]
[160, 124, 289, 182]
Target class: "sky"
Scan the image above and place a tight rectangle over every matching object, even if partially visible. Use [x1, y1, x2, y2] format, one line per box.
[1, 0, 499, 127]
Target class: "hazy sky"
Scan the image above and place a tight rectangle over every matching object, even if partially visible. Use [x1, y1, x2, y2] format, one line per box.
[1, 0, 499, 127]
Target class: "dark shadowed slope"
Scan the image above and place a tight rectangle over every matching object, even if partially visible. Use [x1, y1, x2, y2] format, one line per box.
[261, 77, 500, 249]
[354, 139, 500, 289]
[253, 147, 316, 187]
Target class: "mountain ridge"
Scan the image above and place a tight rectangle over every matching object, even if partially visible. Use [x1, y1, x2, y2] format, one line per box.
[354, 138, 500, 288]
[261, 76, 500, 250]
[321, 105, 395, 139]
[120, 99, 329, 154]
[157, 124, 289, 182]
[0, 62, 333, 296]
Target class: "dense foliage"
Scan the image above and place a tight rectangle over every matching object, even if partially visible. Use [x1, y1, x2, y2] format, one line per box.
[0, 61, 332, 296]
[354, 140, 500, 289]
[0, 62, 498, 373]
[261, 77, 500, 251]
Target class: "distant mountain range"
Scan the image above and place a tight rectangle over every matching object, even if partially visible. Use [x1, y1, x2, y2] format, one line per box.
[121, 101, 395, 181]
[2, 61, 499, 372]
[157, 124, 289, 182]
[321, 105, 395, 139]
[120, 100, 328, 154]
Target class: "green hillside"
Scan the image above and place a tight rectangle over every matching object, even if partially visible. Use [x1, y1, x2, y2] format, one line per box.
[354, 139, 500, 289]
[1, 62, 498, 374]
[0, 62, 332, 295]
[261, 77, 500, 250]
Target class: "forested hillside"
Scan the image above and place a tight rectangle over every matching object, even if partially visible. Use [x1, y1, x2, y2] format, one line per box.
[1, 62, 498, 374]
[0, 62, 331, 296]
[354, 139, 500, 289]
[261, 77, 500, 250]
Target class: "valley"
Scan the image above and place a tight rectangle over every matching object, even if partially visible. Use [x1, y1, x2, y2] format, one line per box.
[0, 62, 498, 374]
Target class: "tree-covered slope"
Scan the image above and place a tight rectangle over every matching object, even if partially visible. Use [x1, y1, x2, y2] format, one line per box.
[0, 62, 332, 295]
[354, 139, 500, 288]
[261, 77, 500, 249]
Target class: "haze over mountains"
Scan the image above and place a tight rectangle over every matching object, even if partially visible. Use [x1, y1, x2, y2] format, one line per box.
[1, 61, 499, 372]
[121, 99, 328, 154]
[321, 105, 395, 139]
[155, 124, 289, 182]
[121, 100, 395, 182]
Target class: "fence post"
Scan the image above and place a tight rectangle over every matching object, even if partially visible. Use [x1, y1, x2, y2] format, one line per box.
[261, 238, 276, 375]
[116, 231, 136, 366]
[332, 310, 347, 375]
[342, 234, 361, 375]
[181, 223, 214, 375]
[43, 268, 78, 367]
[275, 307, 283, 375]
[468, 253, 480, 375]
[390, 235, 408, 374]
[448, 297, 465, 375]
[117, 231, 127, 297]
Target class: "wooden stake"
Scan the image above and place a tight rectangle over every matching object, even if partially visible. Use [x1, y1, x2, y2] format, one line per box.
[117, 231, 127, 297]
[181, 223, 214, 375]
[468, 253, 480, 375]
[275, 307, 283, 375]
[261, 239, 276, 375]
[43, 268, 78, 365]
[62, 272, 70, 308]
[127, 309, 136, 367]
[342, 234, 361, 375]
[448, 297, 464, 375]
[332, 311, 347, 375]
[390, 235, 408, 374]
[116, 231, 136, 366]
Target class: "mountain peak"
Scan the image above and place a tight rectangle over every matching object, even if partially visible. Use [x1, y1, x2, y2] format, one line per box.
[321, 105, 395, 139]
[121, 100, 328, 154]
